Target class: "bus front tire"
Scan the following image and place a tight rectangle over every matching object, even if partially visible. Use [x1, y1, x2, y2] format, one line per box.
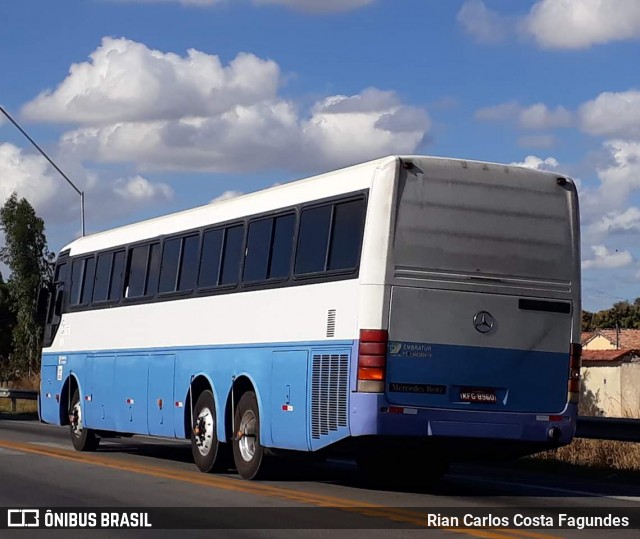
[69, 389, 99, 452]
[191, 390, 224, 473]
[232, 391, 266, 480]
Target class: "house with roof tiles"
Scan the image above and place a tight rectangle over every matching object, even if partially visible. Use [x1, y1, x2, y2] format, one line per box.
[578, 331, 640, 418]
[581, 328, 640, 350]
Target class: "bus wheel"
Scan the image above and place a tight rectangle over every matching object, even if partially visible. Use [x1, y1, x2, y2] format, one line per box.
[69, 389, 99, 451]
[191, 390, 222, 473]
[232, 391, 265, 480]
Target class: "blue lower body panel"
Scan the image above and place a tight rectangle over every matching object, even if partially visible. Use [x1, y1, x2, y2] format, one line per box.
[40, 340, 576, 458]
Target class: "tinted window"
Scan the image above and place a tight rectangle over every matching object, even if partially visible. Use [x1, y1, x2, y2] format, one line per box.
[109, 251, 124, 301]
[244, 218, 272, 282]
[159, 238, 180, 293]
[295, 206, 331, 275]
[126, 245, 148, 298]
[220, 225, 243, 286]
[178, 235, 199, 291]
[269, 214, 295, 279]
[328, 199, 365, 271]
[109, 251, 125, 301]
[146, 243, 161, 295]
[70, 259, 84, 305]
[80, 257, 96, 304]
[54, 262, 68, 284]
[93, 254, 112, 302]
[198, 229, 223, 288]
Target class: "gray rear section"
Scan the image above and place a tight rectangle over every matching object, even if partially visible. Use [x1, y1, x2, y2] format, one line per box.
[385, 158, 579, 413]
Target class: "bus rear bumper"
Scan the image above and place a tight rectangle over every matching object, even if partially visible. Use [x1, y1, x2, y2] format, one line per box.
[349, 393, 577, 446]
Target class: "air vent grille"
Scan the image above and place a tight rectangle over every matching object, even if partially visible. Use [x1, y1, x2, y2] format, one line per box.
[311, 354, 348, 439]
[326, 309, 336, 337]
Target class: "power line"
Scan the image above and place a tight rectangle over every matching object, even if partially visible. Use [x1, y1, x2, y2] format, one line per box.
[0, 105, 85, 236]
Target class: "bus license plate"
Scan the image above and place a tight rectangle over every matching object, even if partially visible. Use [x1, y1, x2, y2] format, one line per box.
[459, 388, 497, 403]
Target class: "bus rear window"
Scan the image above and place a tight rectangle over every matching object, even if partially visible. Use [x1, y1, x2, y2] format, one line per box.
[393, 169, 573, 282]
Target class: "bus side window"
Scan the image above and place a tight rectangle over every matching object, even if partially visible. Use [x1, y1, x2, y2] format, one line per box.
[70, 259, 84, 305]
[177, 235, 199, 291]
[126, 245, 150, 298]
[268, 213, 295, 279]
[220, 225, 244, 286]
[109, 251, 126, 301]
[69, 256, 97, 307]
[93, 253, 112, 303]
[295, 206, 332, 275]
[146, 243, 161, 295]
[159, 238, 181, 294]
[327, 199, 365, 271]
[80, 257, 96, 305]
[243, 218, 273, 282]
[198, 229, 223, 288]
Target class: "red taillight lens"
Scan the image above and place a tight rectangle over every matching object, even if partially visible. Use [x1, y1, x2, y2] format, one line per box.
[357, 329, 388, 392]
[568, 342, 582, 402]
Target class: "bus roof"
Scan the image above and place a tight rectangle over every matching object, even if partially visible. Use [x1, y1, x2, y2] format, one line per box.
[61, 155, 572, 257]
[63, 156, 398, 256]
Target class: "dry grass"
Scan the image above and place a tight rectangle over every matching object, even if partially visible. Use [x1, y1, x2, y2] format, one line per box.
[534, 438, 640, 472]
[0, 399, 38, 414]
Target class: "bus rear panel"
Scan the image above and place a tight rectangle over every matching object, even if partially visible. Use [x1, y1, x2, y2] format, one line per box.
[351, 157, 580, 458]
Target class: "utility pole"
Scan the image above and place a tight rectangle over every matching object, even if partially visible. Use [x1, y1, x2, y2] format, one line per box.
[0, 105, 85, 236]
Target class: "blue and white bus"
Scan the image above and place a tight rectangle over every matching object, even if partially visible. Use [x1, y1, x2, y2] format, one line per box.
[40, 155, 581, 481]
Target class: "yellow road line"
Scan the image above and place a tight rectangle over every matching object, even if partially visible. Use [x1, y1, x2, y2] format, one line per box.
[0, 438, 562, 539]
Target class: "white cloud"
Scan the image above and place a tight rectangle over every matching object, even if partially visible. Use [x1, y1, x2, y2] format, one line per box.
[23, 38, 280, 125]
[589, 207, 640, 236]
[210, 190, 243, 203]
[579, 90, 640, 139]
[112, 175, 173, 202]
[518, 104, 572, 130]
[587, 140, 640, 214]
[582, 245, 633, 269]
[457, 0, 511, 44]
[475, 101, 572, 130]
[0, 143, 61, 215]
[0, 142, 173, 226]
[27, 38, 429, 173]
[510, 155, 560, 171]
[525, 0, 640, 49]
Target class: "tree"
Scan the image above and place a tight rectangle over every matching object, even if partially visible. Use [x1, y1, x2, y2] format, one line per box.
[0, 272, 17, 378]
[0, 193, 54, 379]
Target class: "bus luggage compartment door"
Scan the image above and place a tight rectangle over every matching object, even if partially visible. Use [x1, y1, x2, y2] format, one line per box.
[386, 286, 571, 414]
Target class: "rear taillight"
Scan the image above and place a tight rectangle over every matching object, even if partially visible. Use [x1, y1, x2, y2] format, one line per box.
[568, 342, 581, 404]
[357, 329, 388, 392]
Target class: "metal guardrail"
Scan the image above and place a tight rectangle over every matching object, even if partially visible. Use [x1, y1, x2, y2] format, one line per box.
[0, 388, 39, 413]
[576, 416, 640, 443]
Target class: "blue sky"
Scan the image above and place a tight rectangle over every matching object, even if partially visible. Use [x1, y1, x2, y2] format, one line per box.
[1, 0, 640, 311]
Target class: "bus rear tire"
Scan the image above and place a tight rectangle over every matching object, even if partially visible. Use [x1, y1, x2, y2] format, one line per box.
[232, 391, 266, 480]
[69, 389, 99, 452]
[191, 390, 224, 473]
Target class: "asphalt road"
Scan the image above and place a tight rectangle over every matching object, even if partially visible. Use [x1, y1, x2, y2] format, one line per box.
[0, 413, 639, 538]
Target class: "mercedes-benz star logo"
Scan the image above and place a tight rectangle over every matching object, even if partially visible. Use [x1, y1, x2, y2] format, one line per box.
[473, 311, 495, 334]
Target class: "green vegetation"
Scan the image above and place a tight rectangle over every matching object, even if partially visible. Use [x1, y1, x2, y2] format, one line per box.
[582, 299, 640, 331]
[0, 193, 54, 383]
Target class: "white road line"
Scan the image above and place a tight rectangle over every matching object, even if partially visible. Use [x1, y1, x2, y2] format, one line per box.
[0, 447, 25, 456]
[31, 442, 71, 450]
[453, 475, 640, 503]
